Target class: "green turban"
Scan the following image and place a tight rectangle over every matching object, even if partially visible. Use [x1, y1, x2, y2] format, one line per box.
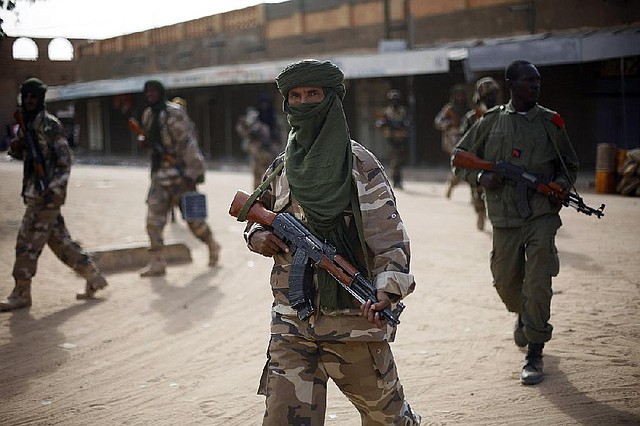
[276, 59, 346, 102]
[277, 59, 362, 311]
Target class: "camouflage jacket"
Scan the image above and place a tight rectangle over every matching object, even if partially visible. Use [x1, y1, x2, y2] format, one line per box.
[434, 103, 464, 155]
[244, 141, 416, 342]
[9, 110, 72, 206]
[379, 105, 410, 141]
[141, 101, 205, 184]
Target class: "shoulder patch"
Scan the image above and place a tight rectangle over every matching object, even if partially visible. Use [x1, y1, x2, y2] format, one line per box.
[541, 108, 564, 129]
[550, 112, 565, 129]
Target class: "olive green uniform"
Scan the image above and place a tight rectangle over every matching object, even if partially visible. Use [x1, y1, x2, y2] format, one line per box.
[455, 101, 579, 343]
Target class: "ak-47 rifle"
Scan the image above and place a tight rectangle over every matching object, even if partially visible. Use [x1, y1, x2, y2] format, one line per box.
[14, 109, 48, 192]
[452, 149, 605, 219]
[229, 190, 405, 327]
[127, 117, 177, 167]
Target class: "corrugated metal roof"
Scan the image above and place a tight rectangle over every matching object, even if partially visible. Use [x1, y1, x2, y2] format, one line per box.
[466, 26, 640, 71]
[46, 48, 449, 101]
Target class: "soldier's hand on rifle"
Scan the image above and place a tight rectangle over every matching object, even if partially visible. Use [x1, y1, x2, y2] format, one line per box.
[249, 230, 289, 257]
[478, 171, 504, 190]
[183, 177, 197, 191]
[360, 291, 392, 328]
[547, 181, 566, 204]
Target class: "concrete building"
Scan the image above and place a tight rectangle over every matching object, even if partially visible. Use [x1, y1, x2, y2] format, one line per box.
[2, 0, 639, 168]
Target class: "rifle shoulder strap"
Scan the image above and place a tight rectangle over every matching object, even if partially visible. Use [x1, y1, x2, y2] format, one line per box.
[349, 186, 372, 281]
[236, 159, 285, 222]
[541, 115, 577, 192]
[467, 105, 503, 153]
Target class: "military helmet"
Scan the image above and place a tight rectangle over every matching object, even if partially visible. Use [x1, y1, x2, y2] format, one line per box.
[20, 77, 47, 97]
[387, 89, 402, 100]
[171, 97, 187, 109]
[473, 77, 499, 103]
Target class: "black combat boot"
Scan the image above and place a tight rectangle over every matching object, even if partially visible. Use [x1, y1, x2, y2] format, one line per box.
[520, 342, 544, 385]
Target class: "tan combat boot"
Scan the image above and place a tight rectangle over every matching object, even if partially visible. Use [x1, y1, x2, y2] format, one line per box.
[139, 254, 166, 277]
[207, 237, 220, 267]
[0, 279, 32, 312]
[77, 273, 108, 300]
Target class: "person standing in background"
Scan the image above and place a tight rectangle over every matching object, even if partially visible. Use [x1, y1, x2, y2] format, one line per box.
[1, 78, 108, 311]
[459, 77, 501, 231]
[137, 80, 220, 277]
[235, 106, 277, 189]
[435, 85, 471, 198]
[375, 89, 411, 189]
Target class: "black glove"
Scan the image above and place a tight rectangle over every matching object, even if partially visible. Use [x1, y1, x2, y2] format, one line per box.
[478, 171, 503, 190]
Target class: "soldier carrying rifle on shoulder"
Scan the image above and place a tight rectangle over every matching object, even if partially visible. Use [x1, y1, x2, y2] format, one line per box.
[1, 78, 108, 312]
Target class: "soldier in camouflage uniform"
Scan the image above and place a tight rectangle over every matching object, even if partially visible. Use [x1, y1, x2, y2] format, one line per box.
[244, 60, 421, 425]
[435, 85, 471, 198]
[375, 89, 411, 189]
[138, 80, 220, 277]
[459, 77, 501, 231]
[1, 78, 108, 312]
[454, 61, 579, 385]
[235, 106, 278, 189]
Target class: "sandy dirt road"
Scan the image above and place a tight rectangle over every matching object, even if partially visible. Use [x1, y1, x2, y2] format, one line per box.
[0, 159, 638, 425]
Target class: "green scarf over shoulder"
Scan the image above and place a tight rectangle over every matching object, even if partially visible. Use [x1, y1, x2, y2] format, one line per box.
[276, 60, 361, 310]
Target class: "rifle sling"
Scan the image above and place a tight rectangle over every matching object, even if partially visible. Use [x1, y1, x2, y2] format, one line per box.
[541, 118, 578, 193]
[236, 160, 284, 222]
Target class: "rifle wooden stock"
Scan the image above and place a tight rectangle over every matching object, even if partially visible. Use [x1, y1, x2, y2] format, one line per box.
[229, 190, 277, 227]
[229, 189, 406, 325]
[230, 190, 356, 286]
[453, 150, 566, 200]
[452, 149, 495, 172]
[453, 150, 605, 218]
[128, 116, 178, 167]
[14, 110, 47, 192]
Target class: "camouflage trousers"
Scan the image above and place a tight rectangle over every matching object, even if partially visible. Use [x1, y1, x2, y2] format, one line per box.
[248, 142, 276, 189]
[146, 178, 215, 252]
[259, 334, 421, 425]
[13, 204, 98, 281]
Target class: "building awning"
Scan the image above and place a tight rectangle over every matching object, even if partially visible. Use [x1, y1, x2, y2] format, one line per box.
[467, 26, 640, 71]
[46, 48, 449, 102]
